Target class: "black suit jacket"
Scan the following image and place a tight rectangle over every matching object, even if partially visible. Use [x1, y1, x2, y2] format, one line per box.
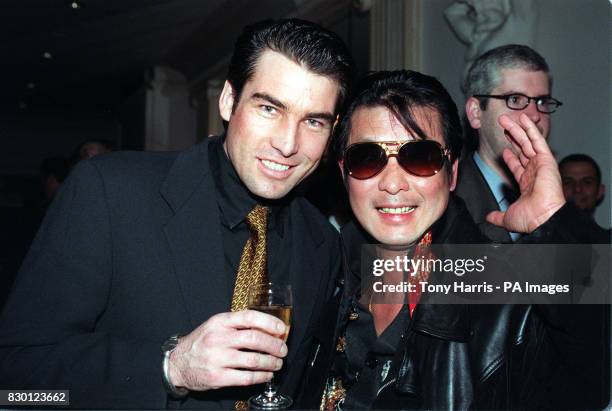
[454, 155, 513, 243]
[0, 139, 340, 409]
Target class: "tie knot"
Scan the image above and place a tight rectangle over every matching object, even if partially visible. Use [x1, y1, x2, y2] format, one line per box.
[246, 205, 268, 235]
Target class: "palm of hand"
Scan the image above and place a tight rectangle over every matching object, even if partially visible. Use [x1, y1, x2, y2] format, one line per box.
[502, 151, 563, 233]
[486, 114, 565, 234]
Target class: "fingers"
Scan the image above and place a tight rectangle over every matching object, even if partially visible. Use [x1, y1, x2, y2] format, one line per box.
[213, 310, 287, 337]
[502, 149, 525, 182]
[222, 349, 283, 371]
[198, 313, 288, 357]
[498, 113, 553, 159]
[518, 113, 553, 155]
[228, 328, 288, 357]
[498, 114, 536, 158]
[215, 369, 273, 388]
[518, 152, 530, 168]
[486, 210, 505, 228]
[168, 309, 290, 392]
[501, 131, 527, 167]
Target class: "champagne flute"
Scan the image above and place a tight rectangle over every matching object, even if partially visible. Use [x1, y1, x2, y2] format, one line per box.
[248, 283, 293, 410]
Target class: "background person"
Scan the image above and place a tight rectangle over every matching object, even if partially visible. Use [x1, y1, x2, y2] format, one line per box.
[71, 138, 114, 164]
[559, 154, 606, 217]
[456, 44, 562, 243]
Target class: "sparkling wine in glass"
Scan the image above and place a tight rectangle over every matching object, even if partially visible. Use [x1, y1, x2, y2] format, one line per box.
[247, 283, 293, 409]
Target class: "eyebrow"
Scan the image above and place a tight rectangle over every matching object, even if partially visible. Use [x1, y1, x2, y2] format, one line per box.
[251, 92, 335, 122]
[252, 92, 287, 110]
[307, 111, 336, 122]
[503, 91, 552, 98]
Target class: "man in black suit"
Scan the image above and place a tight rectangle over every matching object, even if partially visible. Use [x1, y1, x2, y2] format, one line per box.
[455, 45, 563, 243]
[0, 19, 353, 409]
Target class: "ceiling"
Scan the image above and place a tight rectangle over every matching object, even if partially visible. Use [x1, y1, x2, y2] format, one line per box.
[1, 0, 344, 113]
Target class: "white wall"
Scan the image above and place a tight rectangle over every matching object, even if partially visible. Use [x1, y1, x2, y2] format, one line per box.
[145, 66, 197, 151]
[419, 0, 611, 228]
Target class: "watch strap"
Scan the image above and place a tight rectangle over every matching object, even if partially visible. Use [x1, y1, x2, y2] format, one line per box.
[162, 334, 189, 399]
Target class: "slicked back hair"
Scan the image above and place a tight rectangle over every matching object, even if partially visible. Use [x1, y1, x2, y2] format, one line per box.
[334, 70, 463, 167]
[226, 18, 354, 114]
[464, 44, 551, 110]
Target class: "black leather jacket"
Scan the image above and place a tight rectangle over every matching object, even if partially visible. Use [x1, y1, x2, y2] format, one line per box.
[296, 197, 609, 410]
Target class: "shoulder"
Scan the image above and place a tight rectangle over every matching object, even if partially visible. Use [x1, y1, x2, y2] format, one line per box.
[66, 141, 211, 205]
[435, 195, 488, 243]
[86, 150, 180, 182]
[85, 140, 213, 186]
[289, 197, 339, 243]
[522, 202, 611, 244]
[455, 155, 484, 193]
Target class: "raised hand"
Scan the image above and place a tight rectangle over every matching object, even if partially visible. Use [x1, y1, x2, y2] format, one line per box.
[167, 310, 288, 391]
[486, 113, 565, 233]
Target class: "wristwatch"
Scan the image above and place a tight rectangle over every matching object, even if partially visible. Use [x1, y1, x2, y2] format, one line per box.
[161, 334, 189, 398]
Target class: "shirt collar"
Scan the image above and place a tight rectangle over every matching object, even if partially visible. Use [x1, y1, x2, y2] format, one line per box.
[473, 152, 521, 240]
[209, 136, 284, 237]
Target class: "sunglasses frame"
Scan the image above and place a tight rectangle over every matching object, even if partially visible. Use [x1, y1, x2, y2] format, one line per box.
[344, 140, 451, 180]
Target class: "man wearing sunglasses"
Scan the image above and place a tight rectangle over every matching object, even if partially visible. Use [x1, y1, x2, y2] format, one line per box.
[457, 44, 562, 243]
[297, 70, 608, 410]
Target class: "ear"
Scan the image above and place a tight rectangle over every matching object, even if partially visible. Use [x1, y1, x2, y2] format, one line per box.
[449, 158, 459, 192]
[218, 80, 236, 122]
[465, 97, 483, 129]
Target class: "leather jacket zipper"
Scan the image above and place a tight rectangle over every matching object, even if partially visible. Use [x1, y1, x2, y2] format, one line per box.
[377, 377, 397, 396]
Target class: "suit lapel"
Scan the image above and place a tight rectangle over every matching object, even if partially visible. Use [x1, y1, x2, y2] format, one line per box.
[161, 141, 229, 329]
[456, 157, 512, 243]
[285, 204, 326, 367]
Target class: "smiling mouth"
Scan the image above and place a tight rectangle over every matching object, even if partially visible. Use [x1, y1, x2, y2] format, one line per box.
[377, 206, 417, 215]
[261, 159, 291, 172]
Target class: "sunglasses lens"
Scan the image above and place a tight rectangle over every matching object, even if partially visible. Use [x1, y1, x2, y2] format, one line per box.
[398, 140, 445, 176]
[345, 143, 387, 179]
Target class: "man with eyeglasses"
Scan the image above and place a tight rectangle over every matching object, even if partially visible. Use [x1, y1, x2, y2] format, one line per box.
[296, 70, 608, 410]
[457, 44, 562, 243]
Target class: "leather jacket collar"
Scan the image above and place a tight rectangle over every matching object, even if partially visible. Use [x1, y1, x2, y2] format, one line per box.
[339, 195, 486, 343]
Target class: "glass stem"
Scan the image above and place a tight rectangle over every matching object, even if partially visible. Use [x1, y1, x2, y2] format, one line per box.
[265, 377, 276, 397]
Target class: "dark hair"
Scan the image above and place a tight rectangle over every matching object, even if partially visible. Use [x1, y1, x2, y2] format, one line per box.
[559, 154, 602, 185]
[226, 18, 354, 113]
[334, 70, 463, 165]
[464, 44, 551, 110]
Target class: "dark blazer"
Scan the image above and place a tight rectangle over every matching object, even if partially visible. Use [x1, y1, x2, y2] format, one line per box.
[454, 155, 513, 243]
[297, 197, 610, 410]
[0, 138, 340, 409]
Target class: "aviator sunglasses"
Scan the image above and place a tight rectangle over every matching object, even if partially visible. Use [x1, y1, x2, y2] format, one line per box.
[344, 140, 450, 180]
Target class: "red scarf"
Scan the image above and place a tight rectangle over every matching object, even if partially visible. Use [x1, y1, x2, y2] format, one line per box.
[408, 230, 433, 316]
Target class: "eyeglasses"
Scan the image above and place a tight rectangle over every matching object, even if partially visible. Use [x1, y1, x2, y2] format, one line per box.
[473, 93, 563, 113]
[344, 140, 450, 180]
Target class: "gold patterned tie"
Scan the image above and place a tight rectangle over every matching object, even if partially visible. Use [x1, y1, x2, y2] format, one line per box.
[230, 205, 269, 312]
